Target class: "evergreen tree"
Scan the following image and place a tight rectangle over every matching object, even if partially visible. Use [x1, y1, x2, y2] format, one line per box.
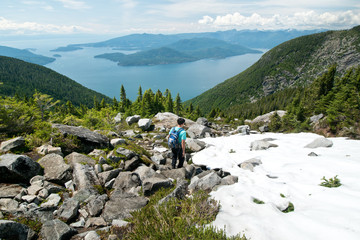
[120, 84, 129, 110]
[33, 91, 60, 121]
[112, 97, 119, 111]
[142, 89, 155, 117]
[174, 93, 182, 115]
[165, 91, 174, 113]
[93, 96, 100, 111]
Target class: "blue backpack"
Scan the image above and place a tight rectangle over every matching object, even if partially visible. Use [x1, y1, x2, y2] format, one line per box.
[168, 127, 183, 149]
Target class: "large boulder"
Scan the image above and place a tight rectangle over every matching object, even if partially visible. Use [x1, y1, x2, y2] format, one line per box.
[230, 125, 250, 135]
[0, 154, 42, 183]
[56, 198, 80, 223]
[0, 183, 25, 198]
[40, 219, 77, 240]
[186, 138, 206, 152]
[142, 177, 174, 196]
[159, 179, 189, 204]
[52, 124, 109, 153]
[251, 110, 286, 124]
[196, 117, 209, 127]
[138, 118, 152, 131]
[98, 169, 121, 185]
[38, 154, 72, 185]
[113, 172, 141, 192]
[153, 112, 196, 130]
[250, 140, 278, 151]
[188, 171, 222, 192]
[126, 115, 141, 125]
[65, 152, 96, 167]
[87, 194, 108, 217]
[72, 163, 100, 193]
[187, 124, 211, 139]
[0, 220, 36, 240]
[0, 136, 25, 153]
[304, 137, 333, 148]
[102, 191, 148, 222]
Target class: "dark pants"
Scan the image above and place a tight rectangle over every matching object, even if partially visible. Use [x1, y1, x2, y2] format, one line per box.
[171, 147, 185, 169]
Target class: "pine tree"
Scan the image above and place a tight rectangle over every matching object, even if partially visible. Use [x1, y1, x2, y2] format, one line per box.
[165, 91, 174, 113]
[174, 93, 182, 115]
[33, 90, 60, 121]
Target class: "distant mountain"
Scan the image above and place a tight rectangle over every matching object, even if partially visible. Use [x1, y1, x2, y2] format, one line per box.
[187, 26, 360, 112]
[0, 56, 111, 107]
[0, 45, 55, 65]
[52, 29, 324, 52]
[95, 38, 261, 66]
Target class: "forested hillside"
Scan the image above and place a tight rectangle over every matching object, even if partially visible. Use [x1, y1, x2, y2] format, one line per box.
[188, 26, 360, 113]
[0, 56, 111, 107]
[0, 45, 55, 65]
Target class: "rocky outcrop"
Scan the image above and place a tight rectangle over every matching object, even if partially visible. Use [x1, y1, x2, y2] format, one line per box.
[0, 136, 25, 153]
[304, 137, 333, 148]
[138, 118, 153, 131]
[251, 110, 286, 124]
[38, 154, 72, 185]
[187, 124, 212, 139]
[0, 154, 42, 183]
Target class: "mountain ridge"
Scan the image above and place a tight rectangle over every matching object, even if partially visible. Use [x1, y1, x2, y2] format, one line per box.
[0, 45, 55, 65]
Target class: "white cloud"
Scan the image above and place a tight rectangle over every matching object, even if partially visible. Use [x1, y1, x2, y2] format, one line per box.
[0, 17, 91, 34]
[198, 10, 360, 29]
[55, 0, 90, 10]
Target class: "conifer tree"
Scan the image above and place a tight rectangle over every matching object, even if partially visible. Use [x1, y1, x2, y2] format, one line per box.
[174, 93, 182, 115]
[164, 91, 174, 113]
[33, 91, 60, 121]
[142, 89, 155, 117]
[93, 96, 100, 111]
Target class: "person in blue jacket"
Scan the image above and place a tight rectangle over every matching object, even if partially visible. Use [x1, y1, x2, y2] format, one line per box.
[168, 117, 187, 169]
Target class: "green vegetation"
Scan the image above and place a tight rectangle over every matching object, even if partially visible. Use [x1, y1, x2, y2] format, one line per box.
[320, 175, 341, 188]
[252, 198, 265, 204]
[0, 56, 111, 107]
[104, 188, 247, 240]
[0, 45, 55, 65]
[187, 26, 360, 114]
[282, 202, 295, 213]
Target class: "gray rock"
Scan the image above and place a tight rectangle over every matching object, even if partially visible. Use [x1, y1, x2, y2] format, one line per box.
[250, 140, 278, 151]
[0, 198, 19, 211]
[187, 124, 211, 139]
[0, 183, 25, 198]
[304, 137, 333, 148]
[159, 179, 188, 205]
[138, 118, 152, 131]
[160, 168, 187, 180]
[94, 164, 102, 174]
[85, 230, 101, 240]
[122, 129, 136, 138]
[87, 194, 108, 217]
[186, 138, 206, 152]
[239, 158, 263, 172]
[188, 171, 222, 192]
[230, 125, 250, 135]
[0, 220, 35, 240]
[0, 154, 42, 183]
[27, 184, 44, 196]
[126, 115, 141, 125]
[310, 113, 324, 124]
[112, 219, 129, 228]
[102, 164, 113, 171]
[105, 179, 116, 189]
[251, 110, 286, 124]
[142, 177, 174, 196]
[88, 149, 106, 159]
[196, 117, 209, 127]
[70, 218, 85, 228]
[40, 219, 77, 240]
[259, 125, 269, 133]
[52, 124, 109, 152]
[308, 152, 319, 156]
[113, 172, 141, 192]
[38, 154, 72, 185]
[21, 195, 39, 204]
[102, 191, 148, 222]
[0, 136, 25, 152]
[134, 165, 163, 181]
[114, 113, 122, 123]
[85, 217, 107, 229]
[72, 188, 95, 203]
[116, 147, 137, 160]
[65, 152, 96, 167]
[220, 175, 239, 185]
[40, 193, 61, 208]
[110, 138, 126, 147]
[124, 156, 141, 171]
[151, 154, 166, 165]
[72, 163, 100, 192]
[56, 198, 80, 223]
[98, 169, 121, 185]
[36, 144, 62, 156]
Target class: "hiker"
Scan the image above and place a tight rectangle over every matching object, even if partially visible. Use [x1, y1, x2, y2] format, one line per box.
[168, 117, 187, 169]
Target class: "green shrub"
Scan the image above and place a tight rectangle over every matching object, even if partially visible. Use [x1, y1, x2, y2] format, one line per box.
[282, 202, 295, 213]
[253, 198, 265, 204]
[320, 175, 341, 188]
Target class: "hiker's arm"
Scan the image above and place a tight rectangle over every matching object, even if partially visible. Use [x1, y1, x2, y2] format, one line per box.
[181, 139, 186, 155]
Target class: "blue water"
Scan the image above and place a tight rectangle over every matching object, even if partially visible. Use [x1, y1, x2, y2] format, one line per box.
[1, 37, 264, 101]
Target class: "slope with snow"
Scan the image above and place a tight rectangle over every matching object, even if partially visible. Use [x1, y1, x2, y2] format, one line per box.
[192, 132, 360, 240]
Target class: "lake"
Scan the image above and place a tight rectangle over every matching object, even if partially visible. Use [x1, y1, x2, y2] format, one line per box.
[2, 37, 265, 101]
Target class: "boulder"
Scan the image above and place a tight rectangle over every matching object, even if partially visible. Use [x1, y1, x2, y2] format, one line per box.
[85, 217, 107, 228]
[239, 158, 263, 172]
[88, 149, 106, 159]
[0, 198, 19, 211]
[56, 198, 80, 223]
[124, 156, 141, 171]
[310, 113, 324, 124]
[304, 137, 333, 148]
[231, 125, 250, 135]
[142, 177, 174, 196]
[188, 171, 222, 192]
[65, 152, 96, 167]
[116, 147, 137, 160]
[251, 110, 286, 124]
[126, 115, 141, 125]
[113, 172, 141, 192]
[0, 154, 42, 183]
[160, 168, 187, 180]
[40, 219, 77, 240]
[0, 136, 25, 153]
[114, 113, 122, 123]
[36, 144, 62, 156]
[187, 124, 211, 139]
[87, 194, 108, 217]
[138, 118, 152, 131]
[158, 179, 189, 205]
[220, 175, 239, 185]
[151, 154, 166, 165]
[186, 138, 206, 152]
[250, 140, 278, 151]
[110, 138, 126, 147]
[102, 191, 148, 222]
[196, 117, 209, 127]
[84, 230, 101, 240]
[40, 193, 61, 208]
[0, 183, 25, 198]
[134, 165, 163, 181]
[259, 125, 269, 133]
[52, 124, 109, 152]
[98, 169, 121, 185]
[38, 154, 72, 185]
[153, 112, 196, 130]
[0, 220, 36, 240]
[72, 163, 100, 192]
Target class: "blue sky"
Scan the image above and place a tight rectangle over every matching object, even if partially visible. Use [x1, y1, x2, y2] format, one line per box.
[1, 0, 359, 36]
